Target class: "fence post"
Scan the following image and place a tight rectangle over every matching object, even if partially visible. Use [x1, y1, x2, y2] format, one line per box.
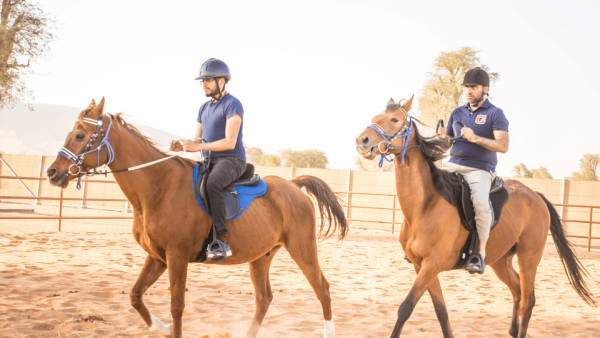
[345, 170, 351, 218]
[80, 181, 87, 208]
[391, 195, 396, 234]
[560, 179, 566, 220]
[35, 156, 43, 205]
[589, 207, 594, 252]
[58, 189, 63, 232]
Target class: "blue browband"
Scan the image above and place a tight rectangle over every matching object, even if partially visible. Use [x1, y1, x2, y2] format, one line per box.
[367, 118, 414, 167]
[58, 115, 115, 189]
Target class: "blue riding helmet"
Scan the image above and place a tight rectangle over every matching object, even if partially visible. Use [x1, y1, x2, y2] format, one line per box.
[195, 58, 231, 82]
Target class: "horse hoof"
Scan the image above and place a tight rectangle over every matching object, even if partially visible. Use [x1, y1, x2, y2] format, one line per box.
[150, 313, 173, 336]
[324, 319, 335, 338]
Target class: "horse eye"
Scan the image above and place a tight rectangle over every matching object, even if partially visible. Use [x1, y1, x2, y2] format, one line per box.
[76, 134, 85, 140]
[391, 118, 399, 123]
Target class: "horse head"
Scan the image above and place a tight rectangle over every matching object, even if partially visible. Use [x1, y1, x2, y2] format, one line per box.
[46, 97, 112, 188]
[355, 95, 414, 162]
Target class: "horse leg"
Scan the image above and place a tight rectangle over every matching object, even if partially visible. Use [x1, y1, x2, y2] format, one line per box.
[489, 248, 521, 338]
[130, 254, 169, 335]
[285, 241, 334, 338]
[167, 251, 189, 338]
[515, 245, 543, 338]
[427, 276, 454, 338]
[391, 260, 441, 338]
[245, 246, 281, 338]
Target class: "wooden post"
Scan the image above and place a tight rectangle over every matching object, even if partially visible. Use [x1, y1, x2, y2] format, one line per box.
[58, 189, 63, 232]
[560, 179, 566, 220]
[588, 207, 594, 252]
[391, 195, 396, 234]
[35, 156, 43, 205]
[80, 181, 87, 208]
[345, 170, 351, 218]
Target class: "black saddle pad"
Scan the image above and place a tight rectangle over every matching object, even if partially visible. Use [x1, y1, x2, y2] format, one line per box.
[453, 175, 509, 270]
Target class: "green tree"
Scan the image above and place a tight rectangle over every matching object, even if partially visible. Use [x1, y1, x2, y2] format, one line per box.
[1, 0, 56, 109]
[246, 146, 264, 165]
[355, 155, 393, 172]
[531, 167, 553, 179]
[512, 163, 533, 178]
[569, 154, 599, 181]
[258, 154, 282, 167]
[279, 149, 328, 169]
[417, 47, 499, 130]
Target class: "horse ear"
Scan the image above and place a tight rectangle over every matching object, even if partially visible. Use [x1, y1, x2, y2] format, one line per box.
[88, 97, 105, 119]
[387, 98, 395, 105]
[88, 99, 97, 108]
[402, 95, 414, 112]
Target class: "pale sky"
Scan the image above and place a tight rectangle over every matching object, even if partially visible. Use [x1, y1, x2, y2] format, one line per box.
[25, 0, 600, 178]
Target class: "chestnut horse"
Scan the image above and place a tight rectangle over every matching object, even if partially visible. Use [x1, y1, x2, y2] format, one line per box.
[355, 96, 596, 338]
[46, 98, 347, 338]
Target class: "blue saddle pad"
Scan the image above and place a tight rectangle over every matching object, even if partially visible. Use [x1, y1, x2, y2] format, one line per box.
[193, 164, 267, 221]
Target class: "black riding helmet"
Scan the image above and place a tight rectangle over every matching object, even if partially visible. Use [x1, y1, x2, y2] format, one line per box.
[462, 67, 489, 87]
[196, 58, 231, 101]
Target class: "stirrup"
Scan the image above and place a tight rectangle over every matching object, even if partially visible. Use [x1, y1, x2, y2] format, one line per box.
[404, 254, 412, 264]
[465, 253, 486, 274]
[206, 239, 231, 263]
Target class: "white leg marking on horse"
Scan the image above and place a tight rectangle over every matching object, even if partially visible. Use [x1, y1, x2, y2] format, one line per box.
[324, 319, 335, 338]
[150, 313, 173, 336]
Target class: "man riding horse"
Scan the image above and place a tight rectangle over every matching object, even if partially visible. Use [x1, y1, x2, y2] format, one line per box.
[170, 58, 246, 261]
[437, 67, 510, 274]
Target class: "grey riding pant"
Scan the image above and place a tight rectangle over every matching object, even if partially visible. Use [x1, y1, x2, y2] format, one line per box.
[443, 162, 496, 242]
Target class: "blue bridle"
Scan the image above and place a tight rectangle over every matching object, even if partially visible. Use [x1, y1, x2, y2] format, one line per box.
[58, 114, 115, 189]
[366, 106, 418, 167]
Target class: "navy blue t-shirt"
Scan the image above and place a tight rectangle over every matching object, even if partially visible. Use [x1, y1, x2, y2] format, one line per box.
[197, 93, 246, 161]
[446, 99, 509, 172]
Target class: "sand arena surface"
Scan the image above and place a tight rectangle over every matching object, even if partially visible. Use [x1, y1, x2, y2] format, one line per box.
[1, 204, 599, 337]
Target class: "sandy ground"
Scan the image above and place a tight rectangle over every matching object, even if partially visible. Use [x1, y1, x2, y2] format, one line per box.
[1, 202, 600, 338]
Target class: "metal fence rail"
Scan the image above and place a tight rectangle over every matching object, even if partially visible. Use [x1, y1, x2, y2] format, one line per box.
[0, 175, 132, 231]
[1, 175, 598, 251]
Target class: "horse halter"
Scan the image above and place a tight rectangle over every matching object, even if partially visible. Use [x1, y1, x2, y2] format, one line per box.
[366, 106, 418, 167]
[58, 114, 115, 189]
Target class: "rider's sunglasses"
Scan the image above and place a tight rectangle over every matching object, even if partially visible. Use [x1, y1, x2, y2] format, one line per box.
[199, 78, 214, 84]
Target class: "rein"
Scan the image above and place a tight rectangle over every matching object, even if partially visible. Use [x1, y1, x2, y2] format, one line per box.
[58, 114, 184, 190]
[367, 107, 420, 167]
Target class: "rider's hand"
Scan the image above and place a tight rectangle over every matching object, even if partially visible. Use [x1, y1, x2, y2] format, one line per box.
[170, 140, 183, 152]
[437, 126, 447, 139]
[182, 140, 201, 152]
[461, 127, 479, 143]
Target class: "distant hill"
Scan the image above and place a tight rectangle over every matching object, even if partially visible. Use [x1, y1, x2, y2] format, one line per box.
[0, 103, 188, 156]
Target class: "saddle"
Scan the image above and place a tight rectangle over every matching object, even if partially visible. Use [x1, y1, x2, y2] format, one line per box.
[192, 161, 267, 263]
[194, 161, 262, 220]
[452, 175, 510, 270]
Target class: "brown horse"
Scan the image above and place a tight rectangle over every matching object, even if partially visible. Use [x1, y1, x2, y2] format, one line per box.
[355, 96, 596, 338]
[46, 98, 347, 338]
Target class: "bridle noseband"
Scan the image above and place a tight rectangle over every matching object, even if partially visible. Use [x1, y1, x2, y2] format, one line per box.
[58, 114, 115, 189]
[366, 106, 420, 167]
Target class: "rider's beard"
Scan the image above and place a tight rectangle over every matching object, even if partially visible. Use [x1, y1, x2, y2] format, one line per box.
[204, 87, 218, 98]
[468, 90, 486, 107]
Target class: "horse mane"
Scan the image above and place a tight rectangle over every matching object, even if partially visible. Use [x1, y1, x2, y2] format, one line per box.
[410, 117, 462, 207]
[111, 113, 195, 169]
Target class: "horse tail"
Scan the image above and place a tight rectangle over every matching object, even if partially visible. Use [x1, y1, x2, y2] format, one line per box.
[292, 175, 348, 241]
[538, 192, 597, 306]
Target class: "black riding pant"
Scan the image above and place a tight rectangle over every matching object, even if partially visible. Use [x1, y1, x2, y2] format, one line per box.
[206, 156, 247, 237]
